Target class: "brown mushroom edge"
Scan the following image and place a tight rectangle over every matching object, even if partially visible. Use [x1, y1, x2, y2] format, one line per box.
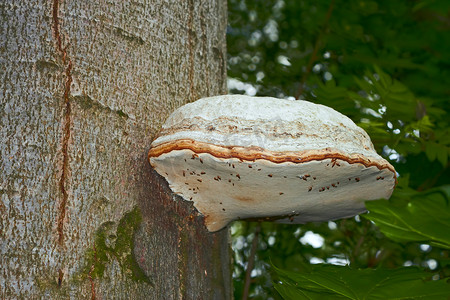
[148, 139, 397, 232]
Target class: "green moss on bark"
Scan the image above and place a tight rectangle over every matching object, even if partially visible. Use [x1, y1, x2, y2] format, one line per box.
[83, 207, 151, 284]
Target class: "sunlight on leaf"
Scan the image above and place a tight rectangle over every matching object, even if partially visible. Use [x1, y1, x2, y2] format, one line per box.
[273, 264, 450, 300]
[364, 186, 450, 249]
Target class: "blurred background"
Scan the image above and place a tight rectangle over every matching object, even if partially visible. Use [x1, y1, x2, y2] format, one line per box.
[226, 0, 450, 298]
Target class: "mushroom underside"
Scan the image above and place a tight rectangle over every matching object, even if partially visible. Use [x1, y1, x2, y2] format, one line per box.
[150, 149, 395, 232]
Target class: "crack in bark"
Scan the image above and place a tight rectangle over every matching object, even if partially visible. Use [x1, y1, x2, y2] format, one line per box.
[52, 0, 73, 249]
[88, 245, 98, 300]
[58, 269, 64, 286]
[200, 8, 209, 96]
[187, 0, 195, 101]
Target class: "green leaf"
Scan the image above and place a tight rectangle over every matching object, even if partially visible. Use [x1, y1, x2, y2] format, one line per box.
[352, 66, 418, 122]
[425, 141, 448, 167]
[273, 264, 450, 300]
[425, 142, 439, 162]
[364, 187, 450, 249]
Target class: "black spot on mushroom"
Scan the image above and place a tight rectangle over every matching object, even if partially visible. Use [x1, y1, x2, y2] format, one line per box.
[268, 174, 273, 177]
[197, 179, 202, 183]
[331, 158, 340, 167]
[355, 177, 360, 182]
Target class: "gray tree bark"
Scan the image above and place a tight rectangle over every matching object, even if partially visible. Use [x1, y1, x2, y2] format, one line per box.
[0, 0, 230, 299]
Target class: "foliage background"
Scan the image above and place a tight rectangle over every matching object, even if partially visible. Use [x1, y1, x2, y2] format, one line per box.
[227, 0, 450, 298]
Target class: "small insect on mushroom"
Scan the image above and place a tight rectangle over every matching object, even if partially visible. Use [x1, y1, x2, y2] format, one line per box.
[148, 95, 396, 232]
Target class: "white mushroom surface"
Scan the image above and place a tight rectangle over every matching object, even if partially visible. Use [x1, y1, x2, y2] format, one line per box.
[148, 95, 396, 232]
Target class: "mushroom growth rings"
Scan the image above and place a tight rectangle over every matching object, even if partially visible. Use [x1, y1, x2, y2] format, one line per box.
[148, 95, 396, 232]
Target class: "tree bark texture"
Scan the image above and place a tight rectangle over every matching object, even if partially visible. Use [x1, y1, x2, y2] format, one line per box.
[0, 0, 230, 299]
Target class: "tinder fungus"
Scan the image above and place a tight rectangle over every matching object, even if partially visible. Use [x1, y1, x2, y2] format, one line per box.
[148, 95, 396, 232]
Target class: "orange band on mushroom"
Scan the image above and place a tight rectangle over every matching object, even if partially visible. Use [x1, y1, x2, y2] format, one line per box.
[149, 139, 396, 175]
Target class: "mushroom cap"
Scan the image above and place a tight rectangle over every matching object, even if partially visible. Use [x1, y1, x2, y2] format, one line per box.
[149, 95, 396, 232]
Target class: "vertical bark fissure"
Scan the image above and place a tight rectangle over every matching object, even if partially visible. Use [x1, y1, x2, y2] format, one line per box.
[176, 229, 188, 298]
[88, 245, 98, 300]
[52, 2, 73, 288]
[200, 7, 210, 96]
[52, 0, 73, 250]
[187, 0, 195, 101]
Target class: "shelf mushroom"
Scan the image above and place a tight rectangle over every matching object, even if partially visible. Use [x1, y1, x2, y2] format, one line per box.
[148, 95, 396, 232]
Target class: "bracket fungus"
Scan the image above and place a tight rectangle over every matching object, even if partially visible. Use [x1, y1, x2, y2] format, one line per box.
[148, 95, 396, 232]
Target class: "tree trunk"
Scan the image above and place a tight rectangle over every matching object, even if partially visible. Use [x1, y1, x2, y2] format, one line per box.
[0, 0, 230, 299]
